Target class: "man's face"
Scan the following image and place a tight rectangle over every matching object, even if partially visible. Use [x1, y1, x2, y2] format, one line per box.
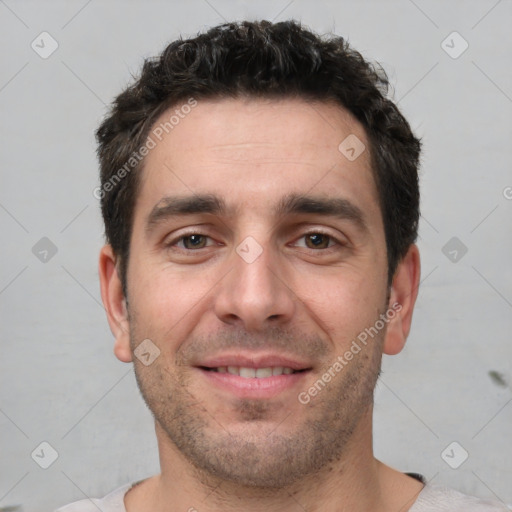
[123, 98, 390, 487]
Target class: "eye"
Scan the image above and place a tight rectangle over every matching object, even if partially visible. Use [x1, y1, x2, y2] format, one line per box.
[294, 232, 338, 250]
[166, 231, 343, 253]
[173, 234, 213, 250]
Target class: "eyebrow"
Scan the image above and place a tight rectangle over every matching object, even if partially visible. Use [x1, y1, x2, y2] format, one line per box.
[145, 192, 368, 235]
[276, 193, 368, 232]
[146, 194, 229, 234]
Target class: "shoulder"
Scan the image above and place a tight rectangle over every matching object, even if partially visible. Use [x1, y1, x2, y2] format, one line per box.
[54, 482, 134, 512]
[410, 484, 510, 512]
[55, 501, 99, 512]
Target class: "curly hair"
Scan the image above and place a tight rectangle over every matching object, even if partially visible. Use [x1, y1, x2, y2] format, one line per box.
[96, 19, 421, 296]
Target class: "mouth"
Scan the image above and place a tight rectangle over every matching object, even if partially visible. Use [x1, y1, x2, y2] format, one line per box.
[195, 356, 312, 399]
[200, 366, 307, 378]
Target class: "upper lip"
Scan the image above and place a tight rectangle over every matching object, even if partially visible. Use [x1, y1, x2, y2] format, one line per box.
[196, 353, 313, 371]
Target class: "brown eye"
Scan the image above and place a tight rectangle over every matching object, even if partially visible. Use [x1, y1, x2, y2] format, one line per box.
[304, 233, 332, 249]
[180, 234, 208, 249]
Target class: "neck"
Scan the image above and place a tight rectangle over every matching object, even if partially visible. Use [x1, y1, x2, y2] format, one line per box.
[125, 411, 424, 512]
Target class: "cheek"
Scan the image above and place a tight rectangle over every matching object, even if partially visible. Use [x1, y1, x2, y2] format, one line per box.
[130, 258, 218, 350]
[295, 268, 386, 344]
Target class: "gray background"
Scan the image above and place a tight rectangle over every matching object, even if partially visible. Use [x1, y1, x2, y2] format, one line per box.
[1, 0, 511, 510]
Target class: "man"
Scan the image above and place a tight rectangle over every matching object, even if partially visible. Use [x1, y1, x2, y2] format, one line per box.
[56, 19, 507, 512]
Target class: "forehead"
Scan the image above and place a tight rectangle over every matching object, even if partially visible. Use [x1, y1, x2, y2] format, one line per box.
[134, 97, 381, 230]
[147, 97, 369, 165]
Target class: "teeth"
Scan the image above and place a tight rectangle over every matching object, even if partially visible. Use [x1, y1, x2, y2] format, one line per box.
[240, 367, 256, 378]
[213, 366, 297, 378]
[256, 367, 273, 378]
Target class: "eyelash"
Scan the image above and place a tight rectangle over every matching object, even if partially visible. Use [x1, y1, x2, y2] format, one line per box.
[166, 230, 344, 253]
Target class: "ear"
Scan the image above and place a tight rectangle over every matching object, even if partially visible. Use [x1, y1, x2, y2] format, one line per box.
[98, 245, 132, 363]
[383, 244, 421, 355]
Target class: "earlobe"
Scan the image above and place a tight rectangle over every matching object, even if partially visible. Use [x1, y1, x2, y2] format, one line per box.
[382, 244, 421, 356]
[98, 245, 133, 363]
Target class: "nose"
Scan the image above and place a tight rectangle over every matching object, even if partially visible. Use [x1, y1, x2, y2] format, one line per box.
[213, 239, 296, 332]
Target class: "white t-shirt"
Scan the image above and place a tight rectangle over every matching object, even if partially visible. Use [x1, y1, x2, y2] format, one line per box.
[55, 481, 510, 511]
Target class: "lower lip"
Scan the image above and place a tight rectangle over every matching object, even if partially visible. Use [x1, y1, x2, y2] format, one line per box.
[197, 368, 310, 399]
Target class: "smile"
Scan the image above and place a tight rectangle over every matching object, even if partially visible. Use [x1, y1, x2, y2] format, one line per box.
[197, 366, 311, 399]
[203, 366, 303, 378]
